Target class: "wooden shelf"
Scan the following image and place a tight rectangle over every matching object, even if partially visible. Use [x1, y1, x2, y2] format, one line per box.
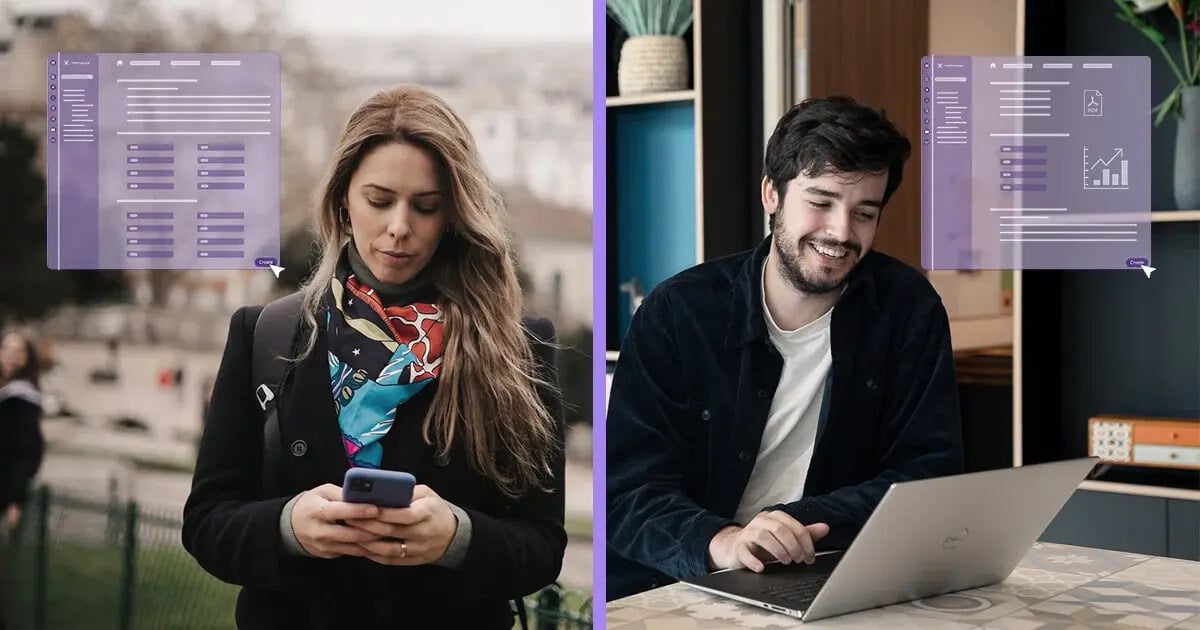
[949, 315, 1012, 352]
[606, 90, 696, 108]
[1150, 210, 1200, 222]
[1078, 479, 1200, 501]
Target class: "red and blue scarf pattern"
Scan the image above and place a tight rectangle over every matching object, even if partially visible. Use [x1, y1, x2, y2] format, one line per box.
[324, 273, 445, 468]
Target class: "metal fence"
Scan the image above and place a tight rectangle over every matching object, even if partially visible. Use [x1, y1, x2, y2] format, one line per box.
[1, 486, 592, 629]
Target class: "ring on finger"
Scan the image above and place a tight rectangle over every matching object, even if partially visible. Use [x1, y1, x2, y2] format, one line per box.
[399, 540, 407, 558]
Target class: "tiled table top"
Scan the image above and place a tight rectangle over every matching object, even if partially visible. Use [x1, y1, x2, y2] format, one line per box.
[607, 542, 1200, 629]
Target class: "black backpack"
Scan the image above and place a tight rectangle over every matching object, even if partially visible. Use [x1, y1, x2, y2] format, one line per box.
[248, 292, 531, 630]
[251, 291, 305, 496]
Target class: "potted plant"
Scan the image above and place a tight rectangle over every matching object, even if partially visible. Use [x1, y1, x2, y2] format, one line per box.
[607, 0, 693, 96]
[1115, 0, 1200, 207]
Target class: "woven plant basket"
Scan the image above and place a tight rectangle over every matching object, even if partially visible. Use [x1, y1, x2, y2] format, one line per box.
[618, 35, 688, 95]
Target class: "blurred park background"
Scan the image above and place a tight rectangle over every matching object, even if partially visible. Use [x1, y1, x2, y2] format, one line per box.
[0, 0, 593, 626]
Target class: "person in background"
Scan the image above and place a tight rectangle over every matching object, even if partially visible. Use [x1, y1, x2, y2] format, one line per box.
[183, 85, 566, 628]
[0, 329, 46, 536]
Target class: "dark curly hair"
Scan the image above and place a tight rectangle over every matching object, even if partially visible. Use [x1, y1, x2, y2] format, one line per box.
[764, 96, 911, 230]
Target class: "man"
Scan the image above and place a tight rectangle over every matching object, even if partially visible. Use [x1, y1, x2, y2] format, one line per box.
[606, 96, 964, 600]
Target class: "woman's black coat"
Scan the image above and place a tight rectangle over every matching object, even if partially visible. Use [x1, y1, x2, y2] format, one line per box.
[182, 306, 566, 628]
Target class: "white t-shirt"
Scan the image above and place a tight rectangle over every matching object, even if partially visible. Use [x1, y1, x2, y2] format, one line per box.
[732, 269, 834, 524]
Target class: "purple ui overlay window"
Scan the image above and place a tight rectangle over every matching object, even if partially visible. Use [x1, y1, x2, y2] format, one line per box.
[921, 56, 1151, 271]
[45, 53, 280, 270]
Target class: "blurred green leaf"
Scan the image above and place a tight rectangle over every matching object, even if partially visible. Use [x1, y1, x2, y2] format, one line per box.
[606, 0, 692, 37]
[1153, 86, 1183, 125]
[0, 121, 127, 326]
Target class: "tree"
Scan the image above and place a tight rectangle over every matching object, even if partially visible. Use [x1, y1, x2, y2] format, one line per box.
[0, 120, 126, 327]
[276, 225, 319, 291]
[23, 0, 334, 306]
[556, 326, 593, 428]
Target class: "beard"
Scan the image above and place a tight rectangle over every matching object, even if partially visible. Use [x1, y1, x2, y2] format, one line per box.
[773, 231, 862, 296]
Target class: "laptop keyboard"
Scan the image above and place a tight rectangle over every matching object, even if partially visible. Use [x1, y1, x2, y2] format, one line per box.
[757, 574, 830, 606]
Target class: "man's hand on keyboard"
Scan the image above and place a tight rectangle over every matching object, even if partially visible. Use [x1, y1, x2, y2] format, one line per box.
[707, 511, 830, 573]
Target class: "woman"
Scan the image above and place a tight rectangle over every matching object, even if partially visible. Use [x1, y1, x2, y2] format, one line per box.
[182, 85, 566, 628]
[0, 330, 45, 537]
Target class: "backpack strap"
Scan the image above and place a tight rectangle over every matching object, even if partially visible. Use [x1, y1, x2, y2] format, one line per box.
[251, 291, 305, 496]
[514, 597, 529, 630]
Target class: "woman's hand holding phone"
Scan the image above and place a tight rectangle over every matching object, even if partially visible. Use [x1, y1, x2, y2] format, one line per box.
[344, 484, 458, 566]
[291, 484, 386, 559]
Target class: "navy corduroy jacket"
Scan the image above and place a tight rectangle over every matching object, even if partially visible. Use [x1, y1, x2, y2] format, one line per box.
[606, 237, 965, 600]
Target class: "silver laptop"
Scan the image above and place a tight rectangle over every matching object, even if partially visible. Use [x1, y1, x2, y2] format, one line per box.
[682, 457, 1098, 622]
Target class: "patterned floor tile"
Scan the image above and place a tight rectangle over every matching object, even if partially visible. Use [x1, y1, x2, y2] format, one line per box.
[982, 605, 1177, 629]
[1108, 558, 1200, 592]
[1053, 579, 1200, 621]
[608, 604, 670, 625]
[803, 607, 977, 628]
[1030, 542, 1152, 563]
[978, 613, 1101, 630]
[610, 584, 714, 613]
[882, 589, 1038, 623]
[681, 599, 808, 628]
[608, 546, 1197, 628]
[612, 587, 978, 628]
[634, 616, 727, 629]
[1020, 544, 1153, 578]
[977, 566, 1099, 599]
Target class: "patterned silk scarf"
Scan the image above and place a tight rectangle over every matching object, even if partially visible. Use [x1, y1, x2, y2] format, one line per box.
[323, 260, 446, 468]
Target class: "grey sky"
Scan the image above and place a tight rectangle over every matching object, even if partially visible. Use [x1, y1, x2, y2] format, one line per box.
[7, 0, 592, 42]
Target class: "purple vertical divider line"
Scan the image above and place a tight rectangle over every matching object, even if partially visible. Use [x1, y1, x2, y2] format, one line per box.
[591, 0, 606, 624]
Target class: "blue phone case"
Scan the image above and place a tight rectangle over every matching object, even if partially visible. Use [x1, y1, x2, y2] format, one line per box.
[341, 468, 416, 508]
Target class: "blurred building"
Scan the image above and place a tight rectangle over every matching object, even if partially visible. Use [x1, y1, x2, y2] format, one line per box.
[504, 186, 592, 330]
[2, 3, 592, 347]
[0, 4, 89, 168]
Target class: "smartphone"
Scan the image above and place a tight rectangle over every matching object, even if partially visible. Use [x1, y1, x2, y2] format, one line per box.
[341, 468, 416, 508]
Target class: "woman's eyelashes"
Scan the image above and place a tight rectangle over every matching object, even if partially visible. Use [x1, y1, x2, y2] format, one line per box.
[365, 197, 438, 214]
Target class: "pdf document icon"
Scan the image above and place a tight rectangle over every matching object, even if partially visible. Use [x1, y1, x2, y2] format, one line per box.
[1084, 90, 1103, 117]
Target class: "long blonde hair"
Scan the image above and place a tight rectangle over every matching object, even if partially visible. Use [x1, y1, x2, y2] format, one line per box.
[296, 85, 558, 498]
